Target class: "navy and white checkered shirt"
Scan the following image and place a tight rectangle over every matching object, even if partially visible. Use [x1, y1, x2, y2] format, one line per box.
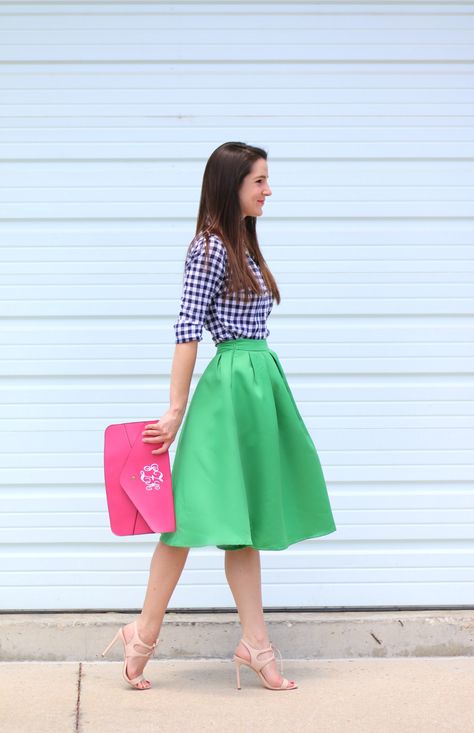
[174, 233, 274, 345]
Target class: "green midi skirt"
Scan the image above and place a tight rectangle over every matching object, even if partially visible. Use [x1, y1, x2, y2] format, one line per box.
[160, 338, 336, 551]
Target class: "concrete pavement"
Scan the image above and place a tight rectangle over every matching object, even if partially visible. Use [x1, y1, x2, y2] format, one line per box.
[1, 611, 473, 732]
[1, 656, 473, 733]
[2, 610, 474, 661]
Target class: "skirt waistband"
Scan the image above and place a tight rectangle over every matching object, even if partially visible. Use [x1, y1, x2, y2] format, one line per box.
[216, 338, 269, 352]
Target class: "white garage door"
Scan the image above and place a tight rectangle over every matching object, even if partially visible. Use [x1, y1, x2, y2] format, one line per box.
[1, 1, 473, 611]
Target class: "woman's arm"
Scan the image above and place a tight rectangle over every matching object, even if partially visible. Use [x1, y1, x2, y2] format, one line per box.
[142, 341, 198, 455]
[170, 341, 198, 417]
[143, 236, 225, 455]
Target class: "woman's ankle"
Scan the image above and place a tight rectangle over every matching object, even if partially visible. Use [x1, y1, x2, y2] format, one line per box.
[136, 614, 161, 643]
[241, 632, 271, 649]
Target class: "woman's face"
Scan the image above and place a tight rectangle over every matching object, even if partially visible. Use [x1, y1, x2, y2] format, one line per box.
[239, 158, 272, 218]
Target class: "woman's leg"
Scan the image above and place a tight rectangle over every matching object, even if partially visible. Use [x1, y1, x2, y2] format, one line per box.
[122, 540, 190, 689]
[224, 546, 296, 688]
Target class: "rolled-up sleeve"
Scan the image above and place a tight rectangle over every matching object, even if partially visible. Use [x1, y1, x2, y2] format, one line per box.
[173, 235, 227, 343]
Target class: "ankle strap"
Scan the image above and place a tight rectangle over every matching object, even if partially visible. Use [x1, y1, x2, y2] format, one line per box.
[239, 638, 284, 676]
[240, 638, 272, 654]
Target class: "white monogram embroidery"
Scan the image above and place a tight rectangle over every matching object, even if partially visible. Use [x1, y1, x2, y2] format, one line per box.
[140, 463, 163, 491]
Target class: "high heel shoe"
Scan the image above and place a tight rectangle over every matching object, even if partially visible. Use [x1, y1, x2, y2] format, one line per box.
[232, 638, 298, 691]
[101, 619, 159, 690]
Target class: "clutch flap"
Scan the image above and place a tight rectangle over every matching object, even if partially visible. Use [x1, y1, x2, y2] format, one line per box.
[119, 422, 175, 533]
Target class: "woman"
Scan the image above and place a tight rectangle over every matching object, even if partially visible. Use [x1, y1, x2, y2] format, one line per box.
[102, 142, 337, 691]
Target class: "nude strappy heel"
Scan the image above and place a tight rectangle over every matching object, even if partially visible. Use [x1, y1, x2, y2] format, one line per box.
[232, 638, 298, 691]
[101, 619, 159, 690]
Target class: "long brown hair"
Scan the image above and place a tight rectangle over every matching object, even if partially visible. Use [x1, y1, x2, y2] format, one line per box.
[186, 141, 281, 305]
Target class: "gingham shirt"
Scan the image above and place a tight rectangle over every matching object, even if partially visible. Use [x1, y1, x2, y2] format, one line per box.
[174, 233, 274, 345]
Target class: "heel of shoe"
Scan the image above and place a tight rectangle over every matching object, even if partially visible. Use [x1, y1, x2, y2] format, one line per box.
[233, 657, 242, 690]
[101, 629, 121, 657]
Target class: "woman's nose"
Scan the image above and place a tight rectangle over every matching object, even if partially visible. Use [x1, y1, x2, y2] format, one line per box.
[264, 186, 272, 196]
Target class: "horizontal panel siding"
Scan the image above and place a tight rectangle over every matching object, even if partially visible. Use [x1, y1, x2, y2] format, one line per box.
[1, 0, 473, 610]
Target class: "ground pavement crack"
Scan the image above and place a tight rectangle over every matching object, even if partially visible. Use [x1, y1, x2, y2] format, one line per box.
[75, 661, 82, 733]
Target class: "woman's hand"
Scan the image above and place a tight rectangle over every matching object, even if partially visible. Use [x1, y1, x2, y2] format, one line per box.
[142, 409, 184, 455]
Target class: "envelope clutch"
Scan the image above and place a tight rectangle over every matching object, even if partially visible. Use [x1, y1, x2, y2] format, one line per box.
[103, 420, 176, 536]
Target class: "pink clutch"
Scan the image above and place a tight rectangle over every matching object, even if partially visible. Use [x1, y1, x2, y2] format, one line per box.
[103, 420, 176, 536]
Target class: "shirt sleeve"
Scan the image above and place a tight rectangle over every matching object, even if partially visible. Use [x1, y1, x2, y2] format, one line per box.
[173, 235, 227, 343]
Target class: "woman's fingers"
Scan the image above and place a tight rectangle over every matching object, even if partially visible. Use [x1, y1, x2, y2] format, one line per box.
[152, 440, 172, 455]
[143, 422, 159, 432]
[143, 424, 173, 440]
[142, 425, 163, 440]
[142, 413, 180, 453]
[143, 426, 173, 450]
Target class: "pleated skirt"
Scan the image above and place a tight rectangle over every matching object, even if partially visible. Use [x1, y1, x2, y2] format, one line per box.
[159, 338, 337, 551]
